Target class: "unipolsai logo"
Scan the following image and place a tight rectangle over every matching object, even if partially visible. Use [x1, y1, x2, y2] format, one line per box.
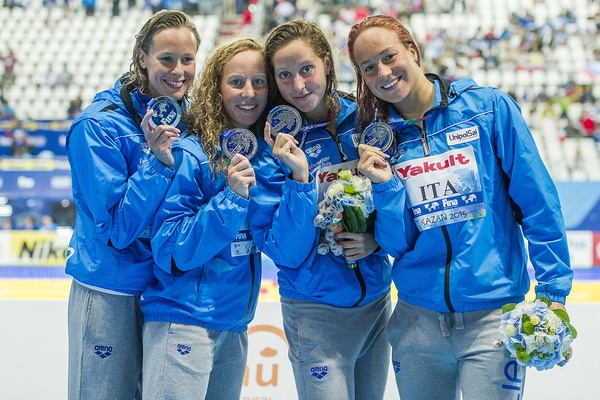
[241, 325, 294, 400]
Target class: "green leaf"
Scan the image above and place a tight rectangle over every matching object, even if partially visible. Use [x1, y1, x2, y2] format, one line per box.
[344, 185, 356, 194]
[502, 303, 516, 314]
[551, 309, 577, 338]
[552, 309, 570, 323]
[537, 296, 552, 307]
[567, 323, 578, 339]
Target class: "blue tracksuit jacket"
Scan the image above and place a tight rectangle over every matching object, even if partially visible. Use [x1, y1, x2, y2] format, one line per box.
[372, 74, 573, 312]
[65, 77, 175, 294]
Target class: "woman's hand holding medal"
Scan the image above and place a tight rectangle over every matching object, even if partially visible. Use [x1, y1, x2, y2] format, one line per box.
[264, 106, 309, 183]
[357, 144, 393, 184]
[227, 153, 256, 199]
[264, 123, 309, 183]
[357, 121, 395, 184]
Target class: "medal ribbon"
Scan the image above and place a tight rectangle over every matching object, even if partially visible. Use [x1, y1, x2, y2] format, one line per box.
[297, 120, 331, 149]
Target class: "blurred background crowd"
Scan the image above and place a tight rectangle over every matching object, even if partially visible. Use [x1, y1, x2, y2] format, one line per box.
[1, 0, 599, 231]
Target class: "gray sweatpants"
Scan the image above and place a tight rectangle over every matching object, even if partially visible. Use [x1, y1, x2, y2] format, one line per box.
[141, 321, 248, 400]
[281, 294, 391, 400]
[387, 299, 527, 400]
[68, 280, 143, 400]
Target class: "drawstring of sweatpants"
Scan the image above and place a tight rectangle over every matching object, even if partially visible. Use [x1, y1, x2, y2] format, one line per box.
[438, 312, 465, 337]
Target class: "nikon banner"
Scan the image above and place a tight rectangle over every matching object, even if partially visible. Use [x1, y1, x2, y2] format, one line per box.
[0, 229, 72, 266]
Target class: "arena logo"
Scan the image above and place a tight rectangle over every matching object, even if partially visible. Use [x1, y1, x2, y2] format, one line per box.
[176, 344, 191, 356]
[94, 345, 113, 359]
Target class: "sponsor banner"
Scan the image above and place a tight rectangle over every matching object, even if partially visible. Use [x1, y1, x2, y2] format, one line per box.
[0, 120, 69, 156]
[0, 229, 72, 266]
[241, 301, 398, 400]
[0, 169, 72, 200]
[566, 231, 594, 268]
[242, 315, 295, 399]
[392, 147, 486, 231]
[594, 232, 600, 267]
[1, 229, 598, 268]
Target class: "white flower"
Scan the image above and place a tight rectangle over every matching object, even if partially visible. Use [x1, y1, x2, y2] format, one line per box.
[350, 175, 370, 192]
[326, 182, 344, 198]
[505, 324, 517, 337]
[544, 310, 562, 332]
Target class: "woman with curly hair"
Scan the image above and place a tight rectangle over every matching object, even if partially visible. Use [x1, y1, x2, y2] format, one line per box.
[140, 37, 290, 400]
[65, 10, 200, 400]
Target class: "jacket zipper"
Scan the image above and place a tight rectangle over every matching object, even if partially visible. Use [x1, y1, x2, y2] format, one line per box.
[233, 254, 257, 329]
[328, 127, 366, 305]
[351, 260, 367, 307]
[419, 123, 455, 312]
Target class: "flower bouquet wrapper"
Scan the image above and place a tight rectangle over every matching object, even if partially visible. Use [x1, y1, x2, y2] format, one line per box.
[496, 296, 577, 371]
[313, 169, 375, 268]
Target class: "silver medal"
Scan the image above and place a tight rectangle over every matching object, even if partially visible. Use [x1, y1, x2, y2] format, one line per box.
[267, 105, 302, 137]
[148, 96, 182, 129]
[220, 128, 258, 160]
[359, 122, 394, 152]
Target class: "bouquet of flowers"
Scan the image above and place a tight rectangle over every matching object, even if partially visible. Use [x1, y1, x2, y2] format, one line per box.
[496, 296, 577, 371]
[313, 169, 375, 267]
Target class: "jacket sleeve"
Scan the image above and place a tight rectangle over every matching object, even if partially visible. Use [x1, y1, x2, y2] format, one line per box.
[492, 89, 573, 303]
[248, 144, 319, 269]
[67, 118, 174, 249]
[372, 174, 418, 259]
[151, 146, 249, 273]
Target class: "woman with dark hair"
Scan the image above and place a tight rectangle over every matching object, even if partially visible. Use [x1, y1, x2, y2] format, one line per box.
[65, 10, 200, 399]
[256, 19, 392, 400]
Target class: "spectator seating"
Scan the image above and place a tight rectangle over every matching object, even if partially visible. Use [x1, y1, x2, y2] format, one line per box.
[0, 2, 218, 120]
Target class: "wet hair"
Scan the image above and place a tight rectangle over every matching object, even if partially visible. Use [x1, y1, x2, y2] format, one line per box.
[122, 10, 201, 95]
[264, 19, 339, 116]
[347, 15, 421, 132]
[183, 37, 273, 175]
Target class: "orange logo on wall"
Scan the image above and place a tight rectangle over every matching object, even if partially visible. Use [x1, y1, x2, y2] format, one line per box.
[242, 324, 294, 399]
